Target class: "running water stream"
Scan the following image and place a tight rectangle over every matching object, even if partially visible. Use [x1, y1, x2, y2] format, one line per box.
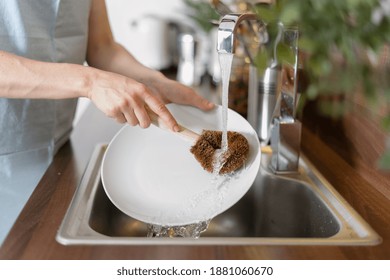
[219, 53, 234, 153]
[212, 53, 234, 175]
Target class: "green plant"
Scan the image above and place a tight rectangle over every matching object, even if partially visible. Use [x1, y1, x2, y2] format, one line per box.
[182, 0, 220, 33]
[253, 0, 390, 169]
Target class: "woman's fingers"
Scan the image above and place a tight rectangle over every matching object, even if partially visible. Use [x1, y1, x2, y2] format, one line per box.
[144, 94, 179, 132]
[122, 110, 138, 126]
[89, 71, 197, 131]
[188, 92, 215, 111]
[163, 81, 214, 111]
[114, 113, 127, 124]
[133, 106, 151, 128]
[114, 86, 176, 131]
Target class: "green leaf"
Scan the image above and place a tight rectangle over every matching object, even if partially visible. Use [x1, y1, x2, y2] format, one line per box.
[298, 37, 316, 53]
[378, 148, 390, 170]
[254, 50, 269, 74]
[381, 115, 390, 132]
[306, 84, 319, 99]
[279, 2, 300, 25]
[254, 5, 279, 24]
[308, 57, 332, 77]
[384, 87, 390, 102]
[277, 43, 295, 65]
[182, 0, 220, 33]
[295, 92, 307, 117]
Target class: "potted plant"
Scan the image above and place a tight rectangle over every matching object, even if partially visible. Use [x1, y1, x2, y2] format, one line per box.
[251, 0, 390, 168]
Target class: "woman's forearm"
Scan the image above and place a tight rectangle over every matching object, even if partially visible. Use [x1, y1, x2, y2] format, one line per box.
[87, 40, 163, 82]
[0, 0, 212, 132]
[0, 50, 91, 99]
[85, 0, 163, 83]
[0, 49, 182, 131]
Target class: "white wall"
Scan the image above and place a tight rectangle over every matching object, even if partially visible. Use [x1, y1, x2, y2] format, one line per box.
[105, 0, 191, 69]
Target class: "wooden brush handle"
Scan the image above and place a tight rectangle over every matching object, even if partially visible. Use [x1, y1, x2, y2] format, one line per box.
[147, 108, 200, 143]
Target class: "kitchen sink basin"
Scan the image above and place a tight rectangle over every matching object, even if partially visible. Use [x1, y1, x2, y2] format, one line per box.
[56, 144, 381, 245]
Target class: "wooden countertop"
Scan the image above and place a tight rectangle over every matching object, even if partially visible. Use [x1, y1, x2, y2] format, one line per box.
[1, 103, 390, 260]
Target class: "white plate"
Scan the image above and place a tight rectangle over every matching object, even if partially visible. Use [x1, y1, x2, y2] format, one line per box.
[101, 104, 261, 226]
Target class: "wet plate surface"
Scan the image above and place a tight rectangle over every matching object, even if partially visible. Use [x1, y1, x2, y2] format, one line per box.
[101, 104, 260, 226]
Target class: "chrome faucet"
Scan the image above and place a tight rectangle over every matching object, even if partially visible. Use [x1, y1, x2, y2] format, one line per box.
[216, 13, 301, 174]
[269, 26, 301, 174]
[216, 13, 260, 55]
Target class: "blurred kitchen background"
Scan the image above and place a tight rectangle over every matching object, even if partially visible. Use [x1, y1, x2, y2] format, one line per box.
[75, 0, 259, 123]
[74, 0, 390, 170]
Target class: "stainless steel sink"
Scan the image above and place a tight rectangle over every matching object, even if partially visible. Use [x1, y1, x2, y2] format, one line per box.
[56, 144, 381, 245]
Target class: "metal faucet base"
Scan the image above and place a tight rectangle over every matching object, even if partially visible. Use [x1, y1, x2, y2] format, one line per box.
[270, 118, 302, 174]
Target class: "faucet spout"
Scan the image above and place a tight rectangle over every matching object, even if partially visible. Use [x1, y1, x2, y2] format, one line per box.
[217, 12, 302, 174]
[217, 13, 259, 54]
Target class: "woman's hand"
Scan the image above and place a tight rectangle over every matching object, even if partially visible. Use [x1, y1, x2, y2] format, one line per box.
[86, 0, 214, 131]
[139, 71, 214, 112]
[87, 69, 214, 132]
